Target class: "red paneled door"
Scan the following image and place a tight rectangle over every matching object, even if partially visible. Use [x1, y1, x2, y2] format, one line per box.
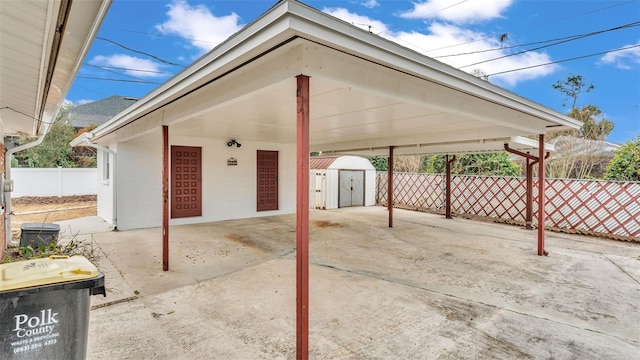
[257, 150, 279, 211]
[171, 146, 202, 218]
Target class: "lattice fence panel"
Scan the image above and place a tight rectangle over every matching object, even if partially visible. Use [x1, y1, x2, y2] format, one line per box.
[451, 175, 526, 222]
[376, 172, 443, 208]
[376, 172, 640, 239]
[543, 179, 640, 237]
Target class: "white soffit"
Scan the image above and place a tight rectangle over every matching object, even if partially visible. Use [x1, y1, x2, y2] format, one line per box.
[88, 0, 580, 150]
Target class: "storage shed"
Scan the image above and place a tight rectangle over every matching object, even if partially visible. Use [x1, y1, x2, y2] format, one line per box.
[310, 156, 376, 210]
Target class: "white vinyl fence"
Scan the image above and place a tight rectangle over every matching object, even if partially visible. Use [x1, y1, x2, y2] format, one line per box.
[11, 167, 97, 197]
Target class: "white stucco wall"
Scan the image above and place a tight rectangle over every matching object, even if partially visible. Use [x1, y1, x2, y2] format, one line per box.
[116, 131, 163, 230]
[168, 135, 296, 227]
[96, 146, 115, 226]
[99, 130, 297, 230]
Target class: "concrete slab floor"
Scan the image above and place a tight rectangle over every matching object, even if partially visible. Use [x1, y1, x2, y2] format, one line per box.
[86, 207, 640, 359]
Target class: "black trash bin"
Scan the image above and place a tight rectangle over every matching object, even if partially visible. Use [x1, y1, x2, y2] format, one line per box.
[0, 255, 105, 360]
[20, 223, 61, 248]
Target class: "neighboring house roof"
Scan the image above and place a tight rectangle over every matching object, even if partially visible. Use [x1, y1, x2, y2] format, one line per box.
[75, 0, 580, 155]
[549, 136, 621, 158]
[0, 1, 110, 136]
[68, 96, 138, 129]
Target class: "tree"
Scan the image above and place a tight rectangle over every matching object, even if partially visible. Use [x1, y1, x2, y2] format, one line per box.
[568, 105, 614, 140]
[604, 137, 640, 181]
[368, 156, 388, 171]
[13, 105, 97, 168]
[552, 74, 594, 109]
[547, 75, 615, 179]
[424, 153, 520, 176]
[367, 155, 425, 172]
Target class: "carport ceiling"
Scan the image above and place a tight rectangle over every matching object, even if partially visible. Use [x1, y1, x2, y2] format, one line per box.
[92, 1, 580, 154]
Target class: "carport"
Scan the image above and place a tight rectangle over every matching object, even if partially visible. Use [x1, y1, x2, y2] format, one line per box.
[71, 1, 581, 358]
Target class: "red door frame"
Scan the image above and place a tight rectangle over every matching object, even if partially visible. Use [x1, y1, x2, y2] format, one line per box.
[171, 146, 203, 218]
[256, 150, 279, 211]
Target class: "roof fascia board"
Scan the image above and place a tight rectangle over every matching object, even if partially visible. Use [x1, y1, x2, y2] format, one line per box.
[39, 0, 111, 135]
[284, 1, 580, 130]
[326, 137, 553, 157]
[91, 1, 299, 141]
[311, 126, 526, 153]
[34, 0, 63, 135]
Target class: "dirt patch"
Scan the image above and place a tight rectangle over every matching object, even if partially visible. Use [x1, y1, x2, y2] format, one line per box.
[11, 195, 96, 221]
[10, 195, 97, 239]
[314, 220, 343, 228]
[224, 233, 269, 251]
[3, 195, 99, 264]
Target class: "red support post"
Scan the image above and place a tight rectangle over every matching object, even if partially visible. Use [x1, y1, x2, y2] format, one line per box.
[295, 74, 310, 360]
[538, 134, 548, 256]
[445, 154, 456, 219]
[162, 125, 169, 271]
[526, 155, 534, 229]
[388, 146, 394, 228]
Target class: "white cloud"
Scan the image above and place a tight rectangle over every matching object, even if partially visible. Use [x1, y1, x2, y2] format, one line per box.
[399, 0, 513, 24]
[91, 54, 166, 78]
[600, 41, 640, 70]
[323, 8, 558, 87]
[361, 0, 379, 9]
[156, 0, 243, 54]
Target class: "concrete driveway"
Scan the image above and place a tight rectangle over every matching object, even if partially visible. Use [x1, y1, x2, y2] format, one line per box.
[82, 207, 640, 359]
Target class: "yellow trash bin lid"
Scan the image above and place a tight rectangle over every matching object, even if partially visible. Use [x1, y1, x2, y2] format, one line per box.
[0, 255, 99, 292]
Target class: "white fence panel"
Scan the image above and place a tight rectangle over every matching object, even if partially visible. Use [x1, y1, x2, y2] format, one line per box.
[11, 167, 97, 197]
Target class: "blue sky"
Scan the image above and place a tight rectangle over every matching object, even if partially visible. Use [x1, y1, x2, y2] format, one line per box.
[67, 0, 640, 144]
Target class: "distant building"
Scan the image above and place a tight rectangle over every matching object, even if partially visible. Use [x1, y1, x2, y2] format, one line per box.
[67, 95, 137, 130]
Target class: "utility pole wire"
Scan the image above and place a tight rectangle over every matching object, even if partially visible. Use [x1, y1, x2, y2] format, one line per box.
[459, 21, 640, 69]
[425, 0, 635, 53]
[76, 77, 163, 84]
[435, 21, 640, 59]
[96, 37, 185, 67]
[486, 44, 640, 77]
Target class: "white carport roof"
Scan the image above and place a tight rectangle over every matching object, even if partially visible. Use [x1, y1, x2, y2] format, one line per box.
[83, 0, 580, 153]
[0, 0, 110, 136]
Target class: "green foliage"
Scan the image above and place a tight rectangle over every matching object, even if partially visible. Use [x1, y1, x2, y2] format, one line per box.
[368, 156, 388, 171]
[14, 120, 77, 167]
[568, 105, 614, 140]
[424, 152, 520, 176]
[604, 137, 640, 181]
[12, 105, 96, 168]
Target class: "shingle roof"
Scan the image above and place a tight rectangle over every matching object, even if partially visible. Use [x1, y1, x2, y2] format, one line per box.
[67, 95, 137, 128]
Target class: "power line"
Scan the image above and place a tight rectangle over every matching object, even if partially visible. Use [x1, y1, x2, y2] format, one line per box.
[459, 21, 640, 68]
[76, 77, 163, 84]
[425, 0, 636, 53]
[84, 64, 174, 75]
[411, 0, 470, 19]
[84, 64, 156, 82]
[96, 37, 186, 67]
[486, 44, 640, 77]
[435, 21, 640, 59]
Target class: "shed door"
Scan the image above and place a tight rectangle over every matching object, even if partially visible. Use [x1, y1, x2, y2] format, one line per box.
[171, 146, 202, 218]
[257, 150, 278, 211]
[339, 170, 365, 208]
